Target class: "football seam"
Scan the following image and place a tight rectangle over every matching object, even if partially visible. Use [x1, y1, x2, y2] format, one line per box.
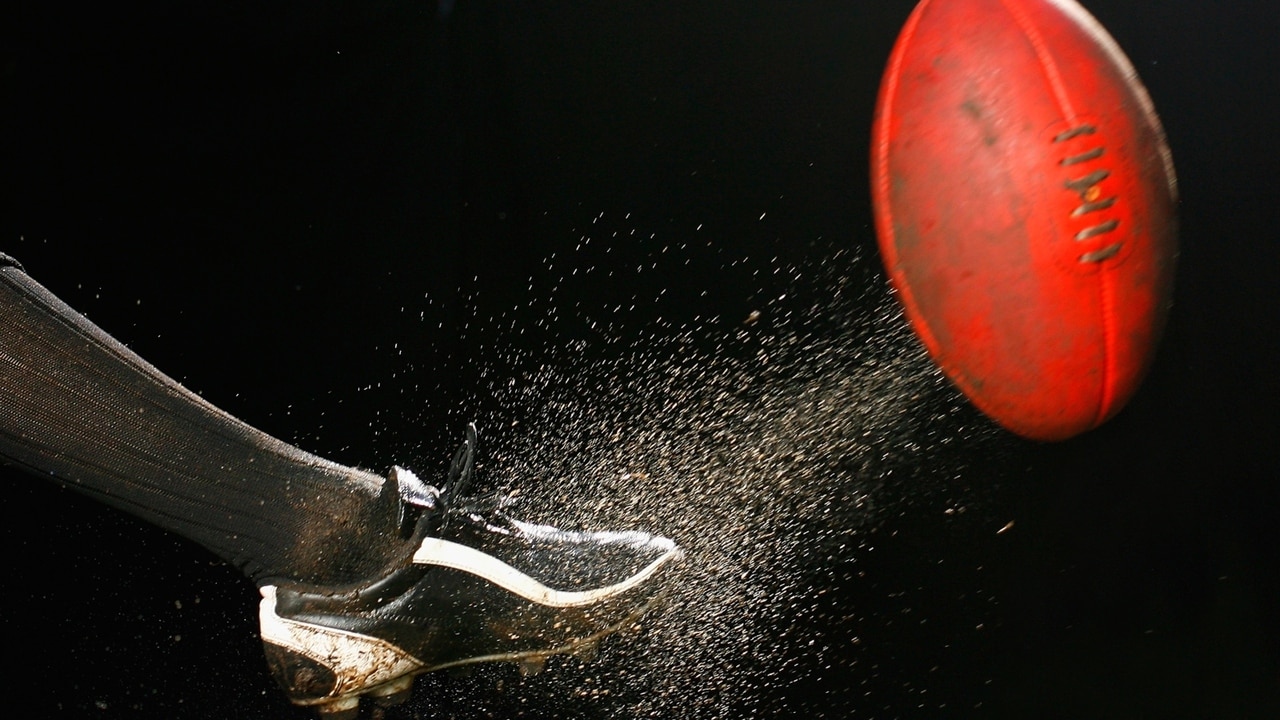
[872, 0, 946, 365]
[1000, 0, 1118, 427]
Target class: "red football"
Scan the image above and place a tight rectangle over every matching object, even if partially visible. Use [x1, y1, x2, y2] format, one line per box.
[871, 0, 1178, 441]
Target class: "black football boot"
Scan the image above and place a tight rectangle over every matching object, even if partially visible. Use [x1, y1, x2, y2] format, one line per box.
[257, 424, 683, 718]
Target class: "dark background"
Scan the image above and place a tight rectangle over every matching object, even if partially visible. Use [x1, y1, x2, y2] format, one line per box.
[2, 1, 1278, 718]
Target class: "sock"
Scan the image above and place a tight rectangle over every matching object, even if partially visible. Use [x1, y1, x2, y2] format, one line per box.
[0, 254, 410, 586]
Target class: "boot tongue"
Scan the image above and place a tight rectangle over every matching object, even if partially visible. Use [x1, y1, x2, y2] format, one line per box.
[440, 422, 478, 504]
[389, 466, 441, 539]
[392, 422, 479, 539]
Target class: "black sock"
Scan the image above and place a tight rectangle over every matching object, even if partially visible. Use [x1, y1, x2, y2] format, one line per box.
[0, 254, 409, 586]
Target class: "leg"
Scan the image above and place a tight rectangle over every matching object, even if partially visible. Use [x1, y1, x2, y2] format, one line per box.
[0, 253, 401, 585]
[0, 254, 682, 718]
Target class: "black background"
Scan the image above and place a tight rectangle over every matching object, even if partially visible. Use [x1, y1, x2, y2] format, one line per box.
[3, 1, 1278, 718]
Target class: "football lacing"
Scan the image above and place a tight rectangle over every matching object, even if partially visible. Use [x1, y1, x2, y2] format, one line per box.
[1055, 124, 1122, 263]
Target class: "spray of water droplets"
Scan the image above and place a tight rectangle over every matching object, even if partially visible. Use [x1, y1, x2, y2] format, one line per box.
[388, 214, 1019, 719]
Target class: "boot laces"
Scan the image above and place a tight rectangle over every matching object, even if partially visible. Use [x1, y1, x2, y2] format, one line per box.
[395, 422, 514, 537]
